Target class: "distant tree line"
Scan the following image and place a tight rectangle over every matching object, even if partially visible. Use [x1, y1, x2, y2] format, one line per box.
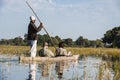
[0, 34, 103, 47]
[0, 26, 120, 48]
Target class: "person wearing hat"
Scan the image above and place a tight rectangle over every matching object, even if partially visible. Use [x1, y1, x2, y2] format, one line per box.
[27, 16, 43, 57]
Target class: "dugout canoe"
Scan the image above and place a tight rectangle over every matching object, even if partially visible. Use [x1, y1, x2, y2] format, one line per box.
[19, 55, 79, 62]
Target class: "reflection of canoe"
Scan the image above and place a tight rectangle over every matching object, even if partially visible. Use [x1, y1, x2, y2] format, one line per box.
[19, 55, 79, 62]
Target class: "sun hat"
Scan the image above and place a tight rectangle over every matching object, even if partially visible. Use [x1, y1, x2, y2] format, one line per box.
[30, 16, 36, 21]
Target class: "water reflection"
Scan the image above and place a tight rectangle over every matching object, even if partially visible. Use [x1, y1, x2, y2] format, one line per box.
[0, 62, 10, 80]
[55, 61, 65, 79]
[25, 57, 116, 80]
[112, 61, 120, 80]
[38, 62, 54, 80]
[27, 62, 36, 80]
[0, 54, 120, 80]
[41, 63, 49, 77]
[97, 58, 120, 80]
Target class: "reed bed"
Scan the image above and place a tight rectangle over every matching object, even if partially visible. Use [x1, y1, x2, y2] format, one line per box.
[67, 47, 120, 56]
[0, 45, 120, 58]
[0, 45, 29, 55]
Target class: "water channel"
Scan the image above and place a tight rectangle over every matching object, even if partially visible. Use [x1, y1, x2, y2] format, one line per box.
[0, 54, 119, 80]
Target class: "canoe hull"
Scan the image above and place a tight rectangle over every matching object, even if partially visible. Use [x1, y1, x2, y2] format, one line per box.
[19, 55, 79, 62]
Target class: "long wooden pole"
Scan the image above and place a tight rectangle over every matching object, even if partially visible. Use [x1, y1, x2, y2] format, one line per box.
[26, 1, 56, 49]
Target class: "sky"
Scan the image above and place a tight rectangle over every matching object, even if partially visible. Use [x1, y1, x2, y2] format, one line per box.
[0, 0, 120, 40]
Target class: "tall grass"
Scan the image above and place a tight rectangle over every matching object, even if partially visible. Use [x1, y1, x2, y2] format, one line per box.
[0, 45, 120, 58]
[67, 47, 120, 56]
[0, 45, 29, 55]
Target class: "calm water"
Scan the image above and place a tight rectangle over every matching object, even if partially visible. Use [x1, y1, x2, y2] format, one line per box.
[0, 54, 115, 80]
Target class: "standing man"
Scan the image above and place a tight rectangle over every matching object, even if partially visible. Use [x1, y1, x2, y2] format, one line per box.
[27, 16, 43, 57]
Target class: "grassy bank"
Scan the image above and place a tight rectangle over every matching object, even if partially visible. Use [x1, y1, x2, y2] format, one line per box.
[67, 47, 120, 61]
[0, 45, 120, 57]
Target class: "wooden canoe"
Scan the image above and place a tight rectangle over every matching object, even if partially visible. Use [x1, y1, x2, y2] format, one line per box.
[19, 55, 79, 62]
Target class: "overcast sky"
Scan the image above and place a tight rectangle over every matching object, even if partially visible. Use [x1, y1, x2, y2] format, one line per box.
[0, 0, 120, 40]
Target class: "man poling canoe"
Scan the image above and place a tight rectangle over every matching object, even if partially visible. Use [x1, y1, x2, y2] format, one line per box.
[27, 16, 43, 57]
[26, 1, 73, 58]
[26, 1, 57, 58]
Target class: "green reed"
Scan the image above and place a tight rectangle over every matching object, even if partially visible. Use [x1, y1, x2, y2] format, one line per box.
[0, 45, 120, 58]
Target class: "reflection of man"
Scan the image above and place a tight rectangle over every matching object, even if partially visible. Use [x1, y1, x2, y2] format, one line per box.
[27, 62, 36, 80]
[55, 61, 65, 79]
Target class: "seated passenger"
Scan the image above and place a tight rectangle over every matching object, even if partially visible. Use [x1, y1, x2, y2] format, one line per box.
[56, 42, 67, 56]
[56, 42, 72, 57]
[39, 42, 54, 57]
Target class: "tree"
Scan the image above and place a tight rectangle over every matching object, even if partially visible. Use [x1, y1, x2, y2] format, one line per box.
[113, 31, 120, 48]
[13, 36, 24, 46]
[89, 40, 96, 47]
[37, 34, 59, 46]
[51, 37, 59, 46]
[23, 34, 28, 46]
[64, 38, 74, 47]
[75, 36, 90, 47]
[38, 34, 44, 46]
[102, 30, 113, 44]
[55, 36, 62, 42]
[95, 39, 104, 47]
[102, 26, 120, 48]
[75, 36, 84, 46]
[0, 39, 8, 45]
